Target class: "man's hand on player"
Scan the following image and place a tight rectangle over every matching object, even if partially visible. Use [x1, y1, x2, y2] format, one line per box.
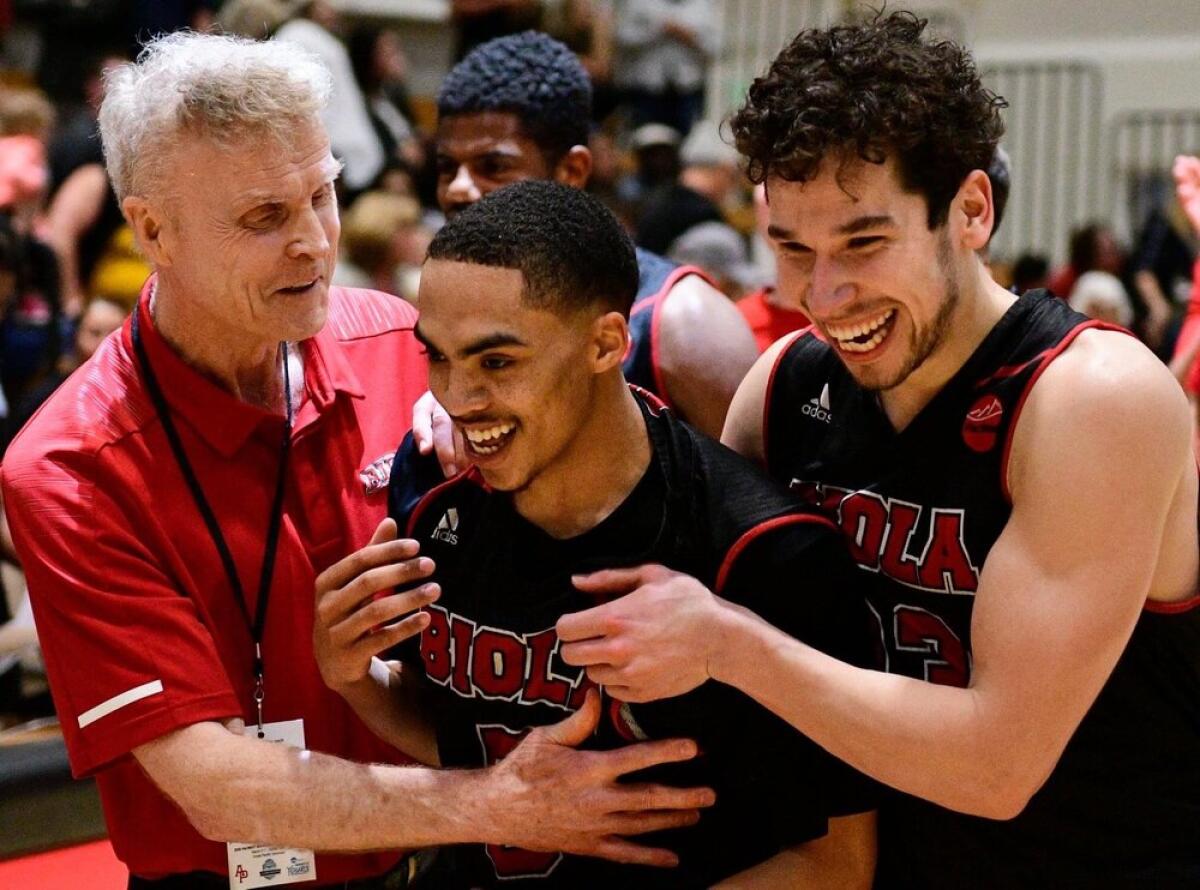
[557, 565, 733, 703]
[480, 688, 715, 866]
[313, 518, 439, 693]
[412, 389, 467, 478]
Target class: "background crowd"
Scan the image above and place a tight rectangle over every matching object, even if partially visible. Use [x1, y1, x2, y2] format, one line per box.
[0, 0, 1199, 731]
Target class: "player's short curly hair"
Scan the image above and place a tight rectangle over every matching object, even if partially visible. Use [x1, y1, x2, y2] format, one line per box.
[427, 180, 637, 316]
[437, 31, 592, 166]
[731, 10, 1006, 228]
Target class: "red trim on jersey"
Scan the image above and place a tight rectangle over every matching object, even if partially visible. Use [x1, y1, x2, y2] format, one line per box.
[1000, 320, 1133, 504]
[642, 265, 717, 410]
[714, 513, 838, 594]
[1144, 592, 1200, 614]
[628, 383, 668, 414]
[404, 468, 486, 539]
[761, 328, 814, 470]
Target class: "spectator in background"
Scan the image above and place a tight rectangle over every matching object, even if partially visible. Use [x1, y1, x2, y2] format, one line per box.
[1166, 155, 1200, 416]
[335, 191, 430, 304]
[1068, 270, 1133, 327]
[636, 118, 737, 255]
[348, 25, 426, 175]
[0, 124, 63, 406]
[277, 1, 385, 196]
[615, 121, 680, 210]
[613, 0, 717, 137]
[1131, 196, 1196, 354]
[216, 0, 289, 40]
[46, 50, 128, 193]
[1048, 223, 1125, 299]
[451, 0, 543, 61]
[667, 220, 759, 300]
[1012, 253, 1050, 294]
[554, 0, 618, 122]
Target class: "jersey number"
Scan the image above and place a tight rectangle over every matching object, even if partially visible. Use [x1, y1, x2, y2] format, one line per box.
[870, 603, 971, 687]
[477, 725, 565, 879]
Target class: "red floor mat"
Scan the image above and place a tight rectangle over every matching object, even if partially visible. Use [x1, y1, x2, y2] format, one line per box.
[0, 839, 126, 888]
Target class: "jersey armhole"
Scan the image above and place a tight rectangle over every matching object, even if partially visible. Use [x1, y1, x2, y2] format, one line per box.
[999, 320, 1132, 504]
[404, 469, 484, 538]
[761, 328, 813, 470]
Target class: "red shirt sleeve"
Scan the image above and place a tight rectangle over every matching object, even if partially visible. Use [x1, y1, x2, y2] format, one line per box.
[1, 449, 241, 778]
[1175, 259, 1200, 393]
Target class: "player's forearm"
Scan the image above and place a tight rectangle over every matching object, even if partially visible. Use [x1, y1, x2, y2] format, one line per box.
[716, 812, 875, 889]
[711, 606, 1044, 819]
[137, 722, 481, 850]
[338, 660, 441, 766]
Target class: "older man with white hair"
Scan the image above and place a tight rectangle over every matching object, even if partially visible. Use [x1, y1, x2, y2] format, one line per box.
[0, 33, 711, 889]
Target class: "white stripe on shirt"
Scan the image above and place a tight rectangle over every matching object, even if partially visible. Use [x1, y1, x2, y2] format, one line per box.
[77, 679, 164, 729]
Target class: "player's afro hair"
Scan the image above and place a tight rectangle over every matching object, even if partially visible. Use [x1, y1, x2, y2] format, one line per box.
[731, 10, 1006, 228]
[427, 180, 638, 317]
[437, 31, 592, 165]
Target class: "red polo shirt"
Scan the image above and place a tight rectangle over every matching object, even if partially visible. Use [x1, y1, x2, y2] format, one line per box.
[737, 287, 811, 353]
[1, 280, 428, 882]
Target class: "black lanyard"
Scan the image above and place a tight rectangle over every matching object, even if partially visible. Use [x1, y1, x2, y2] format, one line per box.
[131, 307, 293, 737]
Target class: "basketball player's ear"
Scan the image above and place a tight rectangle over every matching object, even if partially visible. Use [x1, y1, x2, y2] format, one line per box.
[591, 310, 629, 372]
[123, 194, 174, 267]
[553, 145, 593, 190]
[955, 169, 994, 252]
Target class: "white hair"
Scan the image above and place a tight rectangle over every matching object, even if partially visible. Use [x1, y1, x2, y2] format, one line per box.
[99, 31, 332, 203]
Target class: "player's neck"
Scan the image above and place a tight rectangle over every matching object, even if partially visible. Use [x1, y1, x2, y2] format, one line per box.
[879, 267, 1016, 432]
[513, 375, 651, 540]
[152, 277, 288, 414]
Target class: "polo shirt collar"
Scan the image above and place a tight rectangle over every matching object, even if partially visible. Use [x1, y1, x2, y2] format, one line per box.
[123, 276, 362, 457]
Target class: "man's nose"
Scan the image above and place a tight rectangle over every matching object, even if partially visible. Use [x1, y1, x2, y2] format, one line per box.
[805, 256, 857, 318]
[286, 205, 330, 261]
[444, 164, 482, 206]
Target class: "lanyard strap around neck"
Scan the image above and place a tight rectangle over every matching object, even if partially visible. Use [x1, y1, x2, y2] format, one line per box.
[130, 307, 294, 714]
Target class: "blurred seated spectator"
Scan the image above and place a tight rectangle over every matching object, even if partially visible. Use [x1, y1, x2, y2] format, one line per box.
[636, 118, 738, 255]
[614, 0, 717, 137]
[1131, 198, 1196, 353]
[47, 50, 128, 193]
[216, 0, 289, 40]
[334, 191, 430, 305]
[666, 220, 758, 300]
[45, 162, 145, 318]
[0, 141, 62, 408]
[276, 1, 385, 196]
[451, 0, 543, 61]
[615, 121, 679, 210]
[1167, 155, 1200, 400]
[1012, 253, 1050, 294]
[1048, 223, 1125, 300]
[553, 0, 618, 122]
[1068, 270, 1132, 328]
[349, 25, 426, 175]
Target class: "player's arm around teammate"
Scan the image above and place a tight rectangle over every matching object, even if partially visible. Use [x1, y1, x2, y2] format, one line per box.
[557, 329, 1196, 819]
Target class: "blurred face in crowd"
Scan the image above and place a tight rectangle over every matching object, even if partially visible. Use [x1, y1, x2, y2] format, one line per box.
[417, 259, 618, 493]
[129, 119, 341, 347]
[767, 156, 985, 393]
[435, 112, 589, 217]
[75, 297, 126, 362]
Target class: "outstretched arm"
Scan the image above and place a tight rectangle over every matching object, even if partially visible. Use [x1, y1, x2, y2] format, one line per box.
[561, 331, 1194, 818]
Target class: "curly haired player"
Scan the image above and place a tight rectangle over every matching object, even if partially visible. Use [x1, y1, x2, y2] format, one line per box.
[556, 12, 1200, 887]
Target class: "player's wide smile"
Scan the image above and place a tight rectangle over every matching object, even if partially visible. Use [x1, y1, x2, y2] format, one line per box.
[825, 307, 897, 360]
[460, 420, 518, 461]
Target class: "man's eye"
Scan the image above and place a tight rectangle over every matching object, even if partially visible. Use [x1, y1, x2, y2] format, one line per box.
[422, 348, 447, 363]
[849, 236, 884, 250]
[481, 356, 512, 371]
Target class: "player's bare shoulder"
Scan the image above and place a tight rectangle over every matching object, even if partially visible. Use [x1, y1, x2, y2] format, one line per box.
[1007, 327, 1193, 500]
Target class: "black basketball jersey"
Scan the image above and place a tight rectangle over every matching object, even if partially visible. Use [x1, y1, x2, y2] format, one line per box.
[765, 289, 1200, 887]
[389, 391, 875, 888]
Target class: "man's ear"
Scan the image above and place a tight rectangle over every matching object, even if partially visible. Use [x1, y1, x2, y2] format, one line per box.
[553, 145, 593, 190]
[954, 169, 994, 252]
[123, 195, 174, 268]
[592, 310, 629, 372]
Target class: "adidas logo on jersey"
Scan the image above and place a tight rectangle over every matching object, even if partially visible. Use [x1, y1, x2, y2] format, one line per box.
[432, 508, 460, 545]
[802, 383, 833, 424]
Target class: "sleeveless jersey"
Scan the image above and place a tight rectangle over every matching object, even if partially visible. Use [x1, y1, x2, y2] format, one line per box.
[622, 248, 711, 407]
[389, 391, 875, 888]
[765, 289, 1200, 887]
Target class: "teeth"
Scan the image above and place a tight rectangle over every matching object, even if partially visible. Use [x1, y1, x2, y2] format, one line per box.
[463, 422, 516, 445]
[838, 325, 889, 353]
[827, 309, 894, 343]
